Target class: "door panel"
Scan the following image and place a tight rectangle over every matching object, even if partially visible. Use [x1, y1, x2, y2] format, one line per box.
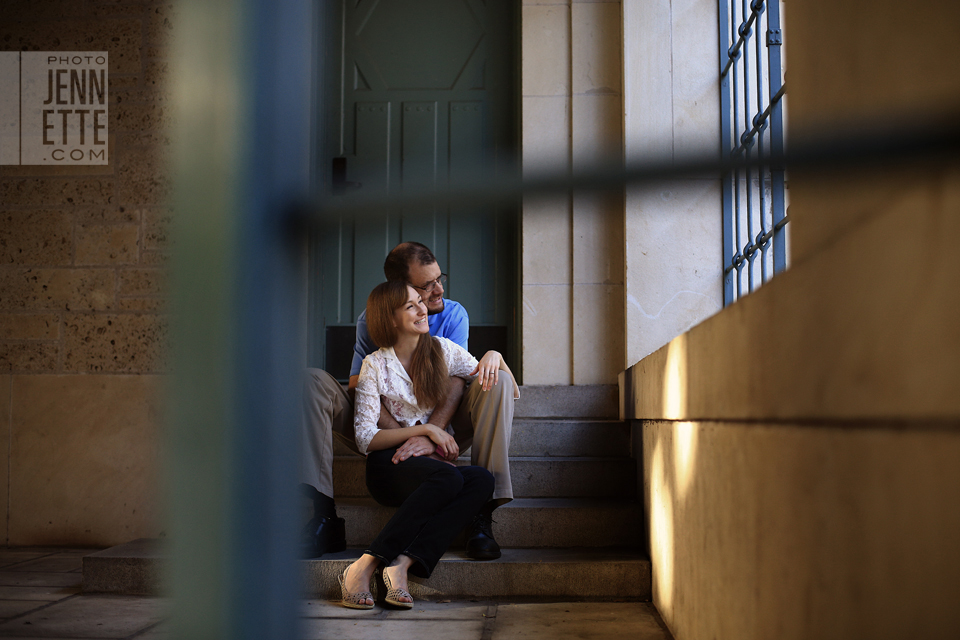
[312, 0, 517, 377]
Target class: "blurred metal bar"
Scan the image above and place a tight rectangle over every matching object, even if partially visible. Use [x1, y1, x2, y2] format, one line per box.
[168, 0, 311, 638]
[301, 120, 960, 226]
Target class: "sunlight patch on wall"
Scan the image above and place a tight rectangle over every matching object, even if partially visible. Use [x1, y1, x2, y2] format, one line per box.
[673, 421, 698, 500]
[662, 334, 687, 419]
[649, 437, 675, 614]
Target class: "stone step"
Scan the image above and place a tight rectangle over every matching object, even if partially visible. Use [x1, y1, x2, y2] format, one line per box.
[305, 548, 650, 601]
[333, 418, 631, 458]
[83, 540, 652, 602]
[515, 385, 619, 419]
[332, 456, 637, 499]
[338, 497, 642, 548]
[82, 539, 164, 595]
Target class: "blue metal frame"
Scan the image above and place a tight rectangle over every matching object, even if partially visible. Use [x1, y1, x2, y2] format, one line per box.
[719, 0, 788, 305]
[168, 0, 311, 638]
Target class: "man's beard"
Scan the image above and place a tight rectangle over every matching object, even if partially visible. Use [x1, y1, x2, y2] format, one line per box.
[426, 297, 445, 315]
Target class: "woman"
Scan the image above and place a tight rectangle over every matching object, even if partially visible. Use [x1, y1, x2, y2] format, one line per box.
[338, 280, 516, 609]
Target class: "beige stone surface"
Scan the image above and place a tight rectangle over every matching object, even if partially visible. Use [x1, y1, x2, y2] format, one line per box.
[521, 4, 570, 97]
[787, 2, 960, 129]
[0, 343, 59, 373]
[112, 103, 173, 134]
[521, 284, 572, 385]
[643, 420, 960, 640]
[494, 602, 670, 640]
[145, 3, 177, 47]
[572, 192, 623, 285]
[786, 0, 960, 263]
[63, 313, 168, 373]
[570, 94, 621, 171]
[0, 0, 87, 21]
[143, 60, 170, 91]
[669, 0, 719, 158]
[0, 179, 116, 207]
[118, 298, 166, 313]
[0, 315, 59, 341]
[572, 283, 623, 384]
[9, 375, 164, 546]
[0, 269, 115, 311]
[299, 618, 483, 640]
[622, 0, 672, 160]
[0, 211, 73, 266]
[522, 195, 571, 285]
[624, 179, 722, 366]
[0, 19, 142, 74]
[76, 224, 140, 265]
[140, 207, 172, 252]
[74, 206, 140, 224]
[118, 147, 171, 206]
[138, 251, 169, 267]
[571, 1, 621, 96]
[624, 166, 960, 422]
[119, 268, 166, 298]
[521, 96, 570, 169]
[0, 593, 162, 637]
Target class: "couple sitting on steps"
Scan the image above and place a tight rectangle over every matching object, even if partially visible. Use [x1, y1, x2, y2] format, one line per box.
[299, 241, 519, 609]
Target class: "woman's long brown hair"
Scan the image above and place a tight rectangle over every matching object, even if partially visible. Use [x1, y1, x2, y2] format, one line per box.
[366, 281, 448, 408]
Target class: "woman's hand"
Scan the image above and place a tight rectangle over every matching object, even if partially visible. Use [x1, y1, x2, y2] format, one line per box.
[424, 424, 459, 461]
[471, 350, 503, 391]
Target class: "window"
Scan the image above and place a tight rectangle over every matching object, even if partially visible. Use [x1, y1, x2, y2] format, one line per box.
[719, 0, 789, 305]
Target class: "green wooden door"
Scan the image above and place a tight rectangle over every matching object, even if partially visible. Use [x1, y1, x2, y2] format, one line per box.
[311, 0, 517, 378]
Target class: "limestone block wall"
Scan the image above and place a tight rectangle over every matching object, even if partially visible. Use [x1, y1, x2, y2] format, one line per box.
[520, 0, 624, 385]
[0, 1, 171, 545]
[621, 0, 960, 638]
[622, 0, 723, 366]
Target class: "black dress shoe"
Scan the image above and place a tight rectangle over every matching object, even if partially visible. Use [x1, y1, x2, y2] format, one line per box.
[465, 511, 501, 560]
[301, 515, 346, 558]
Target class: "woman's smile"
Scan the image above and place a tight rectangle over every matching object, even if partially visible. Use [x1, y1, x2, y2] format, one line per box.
[394, 285, 430, 336]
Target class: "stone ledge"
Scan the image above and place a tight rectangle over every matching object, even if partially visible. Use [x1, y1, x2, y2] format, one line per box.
[82, 538, 166, 595]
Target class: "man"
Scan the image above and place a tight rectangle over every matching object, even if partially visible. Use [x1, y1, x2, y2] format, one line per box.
[300, 242, 516, 560]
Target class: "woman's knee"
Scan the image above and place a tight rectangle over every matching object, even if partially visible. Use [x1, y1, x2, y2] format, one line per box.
[461, 466, 494, 495]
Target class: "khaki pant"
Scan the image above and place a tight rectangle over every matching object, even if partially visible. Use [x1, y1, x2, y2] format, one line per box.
[299, 368, 515, 504]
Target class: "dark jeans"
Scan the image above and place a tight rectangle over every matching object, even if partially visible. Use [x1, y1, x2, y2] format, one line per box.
[365, 448, 494, 578]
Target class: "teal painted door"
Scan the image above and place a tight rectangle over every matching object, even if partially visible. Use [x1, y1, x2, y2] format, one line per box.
[311, 0, 517, 377]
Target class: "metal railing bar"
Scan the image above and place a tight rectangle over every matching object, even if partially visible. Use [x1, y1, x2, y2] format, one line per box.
[720, 0, 765, 77]
[755, 12, 769, 284]
[725, 213, 791, 275]
[741, 0, 756, 292]
[766, 0, 788, 274]
[729, 83, 786, 157]
[298, 121, 960, 226]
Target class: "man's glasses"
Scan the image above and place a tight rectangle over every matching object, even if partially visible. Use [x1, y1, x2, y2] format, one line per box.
[412, 274, 447, 294]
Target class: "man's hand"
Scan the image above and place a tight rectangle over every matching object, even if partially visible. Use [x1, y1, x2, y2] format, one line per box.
[471, 350, 503, 391]
[392, 435, 436, 464]
[423, 423, 460, 460]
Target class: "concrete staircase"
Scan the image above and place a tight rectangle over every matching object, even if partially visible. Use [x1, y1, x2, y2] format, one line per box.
[304, 384, 650, 600]
[82, 385, 650, 601]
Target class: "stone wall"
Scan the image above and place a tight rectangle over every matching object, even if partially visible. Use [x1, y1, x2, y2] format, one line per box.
[0, 1, 171, 545]
[622, 0, 960, 638]
[520, 0, 625, 385]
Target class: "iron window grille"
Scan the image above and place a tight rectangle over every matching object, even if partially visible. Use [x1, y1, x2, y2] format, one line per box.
[720, 0, 788, 305]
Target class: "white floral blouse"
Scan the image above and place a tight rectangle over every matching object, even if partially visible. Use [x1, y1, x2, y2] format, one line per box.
[354, 337, 480, 455]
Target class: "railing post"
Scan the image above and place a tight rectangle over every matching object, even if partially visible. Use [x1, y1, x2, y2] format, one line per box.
[168, 0, 312, 637]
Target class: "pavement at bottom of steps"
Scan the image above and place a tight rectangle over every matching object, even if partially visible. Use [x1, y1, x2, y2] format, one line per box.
[300, 599, 673, 640]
